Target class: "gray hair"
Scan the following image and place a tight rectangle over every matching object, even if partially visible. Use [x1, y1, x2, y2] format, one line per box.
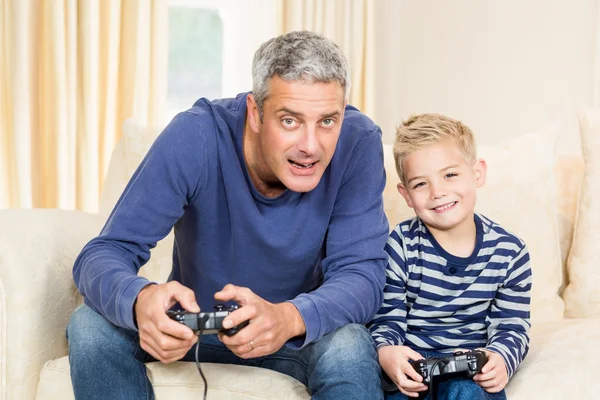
[252, 31, 350, 116]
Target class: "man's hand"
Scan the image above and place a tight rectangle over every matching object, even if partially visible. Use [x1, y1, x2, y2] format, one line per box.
[378, 345, 428, 398]
[134, 281, 200, 364]
[214, 284, 306, 359]
[473, 350, 509, 393]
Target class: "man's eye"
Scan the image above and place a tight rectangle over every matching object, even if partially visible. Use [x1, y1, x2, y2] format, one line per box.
[282, 118, 295, 126]
[321, 118, 335, 127]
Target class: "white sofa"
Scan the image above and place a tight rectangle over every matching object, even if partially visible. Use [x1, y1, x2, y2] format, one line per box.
[2, 112, 600, 399]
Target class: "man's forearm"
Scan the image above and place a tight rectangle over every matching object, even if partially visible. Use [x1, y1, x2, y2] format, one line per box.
[74, 241, 153, 330]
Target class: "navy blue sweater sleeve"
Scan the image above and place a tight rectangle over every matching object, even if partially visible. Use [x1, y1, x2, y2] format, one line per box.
[485, 244, 532, 377]
[73, 112, 205, 330]
[289, 130, 389, 347]
[368, 226, 410, 348]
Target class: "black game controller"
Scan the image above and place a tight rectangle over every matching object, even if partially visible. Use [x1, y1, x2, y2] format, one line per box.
[381, 349, 487, 395]
[167, 304, 249, 336]
[410, 350, 487, 385]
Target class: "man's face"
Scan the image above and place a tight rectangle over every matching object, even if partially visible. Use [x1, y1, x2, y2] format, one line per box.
[246, 77, 346, 195]
[397, 140, 486, 235]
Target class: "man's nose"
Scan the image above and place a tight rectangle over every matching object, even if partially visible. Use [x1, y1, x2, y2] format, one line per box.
[297, 126, 318, 155]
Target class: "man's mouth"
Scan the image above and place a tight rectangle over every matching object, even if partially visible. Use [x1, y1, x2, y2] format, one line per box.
[432, 201, 457, 211]
[289, 160, 317, 169]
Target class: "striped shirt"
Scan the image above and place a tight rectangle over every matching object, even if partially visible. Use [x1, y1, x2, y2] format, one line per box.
[369, 214, 531, 377]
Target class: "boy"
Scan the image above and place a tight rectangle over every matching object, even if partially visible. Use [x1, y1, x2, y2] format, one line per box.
[369, 114, 531, 399]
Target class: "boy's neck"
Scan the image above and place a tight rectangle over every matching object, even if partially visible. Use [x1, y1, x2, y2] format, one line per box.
[426, 214, 477, 258]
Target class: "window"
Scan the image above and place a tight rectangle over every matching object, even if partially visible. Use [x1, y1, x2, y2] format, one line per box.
[166, 1, 223, 121]
[165, 0, 279, 123]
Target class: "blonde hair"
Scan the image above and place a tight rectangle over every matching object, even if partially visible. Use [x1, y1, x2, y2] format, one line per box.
[393, 113, 477, 184]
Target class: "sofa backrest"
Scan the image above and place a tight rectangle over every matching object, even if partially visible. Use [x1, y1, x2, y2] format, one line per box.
[100, 123, 585, 320]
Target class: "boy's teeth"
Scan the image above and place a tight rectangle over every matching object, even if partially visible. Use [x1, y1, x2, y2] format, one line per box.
[435, 202, 456, 210]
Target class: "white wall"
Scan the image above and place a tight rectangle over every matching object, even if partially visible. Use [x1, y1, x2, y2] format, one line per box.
[373, 0, 598, 154]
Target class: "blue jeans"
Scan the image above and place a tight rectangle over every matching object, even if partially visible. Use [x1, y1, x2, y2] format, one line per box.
[67, 305, 383, 400]
[384, 350, 507, 400]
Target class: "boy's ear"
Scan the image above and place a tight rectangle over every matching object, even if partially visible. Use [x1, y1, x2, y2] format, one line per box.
[397, 183, 414, 208]
[246, 94, 261, 133]
[473, 158, 487, 188]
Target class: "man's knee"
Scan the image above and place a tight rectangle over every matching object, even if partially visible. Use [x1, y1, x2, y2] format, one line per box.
[307, 324, 382, 398]
[67, 305, 137, 357]
[314, 324, 377, 364]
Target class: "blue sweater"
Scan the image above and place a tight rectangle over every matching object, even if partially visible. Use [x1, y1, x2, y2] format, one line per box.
[369, 214, 531, 377]
[73, 93, 389, 348]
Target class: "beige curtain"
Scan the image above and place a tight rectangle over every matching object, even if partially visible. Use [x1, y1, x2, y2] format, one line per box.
[594, 3, 600, 108]
[0, 0, 167, 211]
[276, 0, 375, 117]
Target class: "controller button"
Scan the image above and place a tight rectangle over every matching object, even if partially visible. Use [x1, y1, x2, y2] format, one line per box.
[215, 304, 225, 311]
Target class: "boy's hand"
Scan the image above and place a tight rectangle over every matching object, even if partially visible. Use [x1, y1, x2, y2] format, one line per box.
[473, 350, 509, 393]
[378, 345, 428, 398]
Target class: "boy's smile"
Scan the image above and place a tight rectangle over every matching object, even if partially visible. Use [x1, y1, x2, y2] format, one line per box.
[432, 201, 458, 212]
[398, 140, 487, 239]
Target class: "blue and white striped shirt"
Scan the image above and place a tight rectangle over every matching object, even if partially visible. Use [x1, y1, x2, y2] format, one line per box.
[369, 214, 531, 377]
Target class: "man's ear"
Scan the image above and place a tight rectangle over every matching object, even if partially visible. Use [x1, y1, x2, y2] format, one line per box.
[246, 94, 261, 133]
[397, 183, 414, 208]
[473, 158, 487, 188]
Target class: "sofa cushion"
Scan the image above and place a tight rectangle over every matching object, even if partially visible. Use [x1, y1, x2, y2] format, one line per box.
[36, 356, 310, 400]
[477, 134, 563, 322]
[383, 134, 564, 322]
[504, 317, 600, 399]
[99, 119, 160, 218]
[563, 108, 600, 318]
[553, 154, 584, 293]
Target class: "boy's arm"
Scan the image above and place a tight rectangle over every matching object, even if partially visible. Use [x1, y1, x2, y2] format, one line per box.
[368, 227, 410, 348]
[485, 244, 532, 378]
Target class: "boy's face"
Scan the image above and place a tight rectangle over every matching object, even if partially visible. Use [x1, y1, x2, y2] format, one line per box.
[397, 140, 486, 234]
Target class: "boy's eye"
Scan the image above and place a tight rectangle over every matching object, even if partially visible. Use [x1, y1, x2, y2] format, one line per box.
[445, 173, 458, 179]
[413, 182, 426, 189]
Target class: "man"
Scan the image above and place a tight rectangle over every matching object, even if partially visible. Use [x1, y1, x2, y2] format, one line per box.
[68, 30, 389, 399]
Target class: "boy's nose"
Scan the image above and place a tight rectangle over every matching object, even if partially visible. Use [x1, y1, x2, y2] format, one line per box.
[430, 182, 447, 200]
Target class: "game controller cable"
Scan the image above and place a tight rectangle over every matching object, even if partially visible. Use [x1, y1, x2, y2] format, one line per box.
[168, 305, 249, 400]
[426, 358, 448, 400]
[194, 313, 210, 400]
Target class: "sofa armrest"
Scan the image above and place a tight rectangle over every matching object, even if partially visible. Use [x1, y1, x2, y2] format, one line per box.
[0, 209, 105, 400]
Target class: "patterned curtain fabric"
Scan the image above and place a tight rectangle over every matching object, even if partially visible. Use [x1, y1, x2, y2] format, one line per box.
[0, 0, 167, 211]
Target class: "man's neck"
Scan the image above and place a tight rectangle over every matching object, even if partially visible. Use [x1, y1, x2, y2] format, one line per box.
[427, 214, 477, 258]
[242, 117, 286, 198]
